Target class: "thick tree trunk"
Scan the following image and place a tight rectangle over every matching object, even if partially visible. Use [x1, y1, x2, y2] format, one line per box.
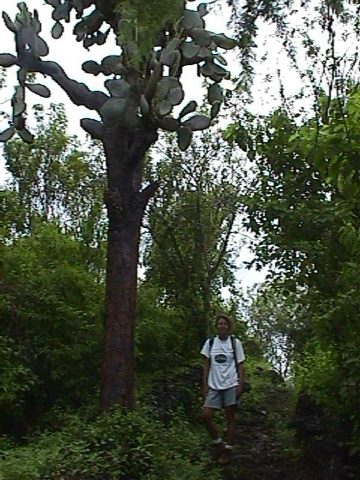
[100, 125, 157, 410]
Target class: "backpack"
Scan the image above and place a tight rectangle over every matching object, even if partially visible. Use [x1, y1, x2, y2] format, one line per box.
[208, 335, 251, 393]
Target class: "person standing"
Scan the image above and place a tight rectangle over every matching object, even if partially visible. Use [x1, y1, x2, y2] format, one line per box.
[201, 314, 245, 465]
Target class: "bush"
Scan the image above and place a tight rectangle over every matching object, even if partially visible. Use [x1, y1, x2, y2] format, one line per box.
[0, 406, 222, 480]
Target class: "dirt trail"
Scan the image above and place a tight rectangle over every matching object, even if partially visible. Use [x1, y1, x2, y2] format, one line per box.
[218, 386, 311, 480]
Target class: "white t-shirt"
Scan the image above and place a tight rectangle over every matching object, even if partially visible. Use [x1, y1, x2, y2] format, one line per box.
[201, 336, 245, 390]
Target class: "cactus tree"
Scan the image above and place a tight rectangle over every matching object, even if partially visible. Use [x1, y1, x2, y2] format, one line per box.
[0, 0, 237, 409]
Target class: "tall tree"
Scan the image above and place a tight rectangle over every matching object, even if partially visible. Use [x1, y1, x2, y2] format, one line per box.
[0, 1, 237, 408]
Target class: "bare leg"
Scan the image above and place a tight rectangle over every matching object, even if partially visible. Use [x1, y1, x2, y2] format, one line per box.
[224, 405, 237, 446]
[202, 407, 220, 440]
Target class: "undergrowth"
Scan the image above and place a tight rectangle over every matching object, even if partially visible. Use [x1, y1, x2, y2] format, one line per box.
[0, 405, 221, 480]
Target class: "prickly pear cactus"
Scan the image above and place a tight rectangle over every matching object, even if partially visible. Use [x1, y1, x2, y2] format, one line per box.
[0, 0, 238, 150]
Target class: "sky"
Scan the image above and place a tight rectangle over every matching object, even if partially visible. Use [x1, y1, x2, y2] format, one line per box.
[0, 0, 302, 289]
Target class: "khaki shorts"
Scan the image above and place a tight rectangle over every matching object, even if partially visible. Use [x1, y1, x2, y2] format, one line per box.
[203, 386, 240, 409]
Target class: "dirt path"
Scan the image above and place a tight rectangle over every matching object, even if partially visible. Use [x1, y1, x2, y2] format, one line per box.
[218, 385, 311, 480]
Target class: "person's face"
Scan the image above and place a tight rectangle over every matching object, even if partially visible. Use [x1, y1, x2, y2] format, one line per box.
[216, 318, 230, 337]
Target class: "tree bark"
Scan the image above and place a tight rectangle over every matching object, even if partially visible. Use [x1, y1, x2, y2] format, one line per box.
[100, 124, 157, 410]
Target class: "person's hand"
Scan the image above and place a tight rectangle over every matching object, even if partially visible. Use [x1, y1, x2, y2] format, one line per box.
[236, 384, 243, 397]
[203, 384, 209, 398]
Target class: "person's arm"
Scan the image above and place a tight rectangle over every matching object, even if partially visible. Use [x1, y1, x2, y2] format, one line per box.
[203, 356, 210, 398]
[236, 361, 245, 396]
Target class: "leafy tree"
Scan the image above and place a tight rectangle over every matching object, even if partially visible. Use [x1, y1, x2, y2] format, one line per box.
[2, 103, 106, 263]
[245, 284, 310, 378]
[0, 0, 237, 409]
[226, 108, 345, 291]
[0, 222, 104, 435]
[227, 88, 360, 452]
[135, 282, 185, 373]
[143, 128, 245, 348]
[228, 0, 360, 94]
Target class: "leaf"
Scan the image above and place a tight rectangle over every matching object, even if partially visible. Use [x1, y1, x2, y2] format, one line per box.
[201, 61, 228, 82]
[160, 50, 178, 67]
[26, 83, 51, 98]
[169, 51, 181, 77]
[158, 116, 180, 132]
[100, 98, 127, 122]
[156, 78, 171, 101]
[101, 55, 125, 75]
[208, 83, 223, 105]
[197, 3, 209, 17]
[140, 95, 150, 116]
[181, 10, 204, 30]
[213, 54, 228, 66]
[17, 68, 27, 84]
[198, 47, 211, 58]
[31, 11, 41, 34]
[52, 2, 71, 22]
[14, 85, 25, 102]
[105, 79, 130, 97]
[210, 100, 221, 119]
[158, 100, 172, 117]
[168, 86, 184, 106]
[35, 35, 49, 57]
[80, 118, 104, 140]
[189, 28, 212, 47]
[213, 62, 229, 76]
[2, 12, 18, 33]
[0, 54, 17, 68]
[82, 60, 101, 75]
[181, 41, 200, 59]
[51, 21, 64, 39]
[182, 114, 211, 131]
[14, 115, 25, 130]
[160, 38, 180, 66]
[13, 100, 26, 117]
[0, 126, 15, 142]
[179, 100, 197, 119]
[200, 62, 213, 77]
[72, 0, 84, 14]
[212, 33, 238, 50]
[18, 127, 34, 143]
[45, 0, 61, 6]
[177, 126, 192, 151]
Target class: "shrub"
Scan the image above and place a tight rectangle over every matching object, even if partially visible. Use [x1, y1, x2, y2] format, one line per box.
[0, 406, 222, 480]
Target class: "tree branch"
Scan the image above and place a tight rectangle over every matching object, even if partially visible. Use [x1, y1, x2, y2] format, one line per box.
[210, 212, 236, 277]
[19, 53, 108, 113]
[138, 181, 160, 207]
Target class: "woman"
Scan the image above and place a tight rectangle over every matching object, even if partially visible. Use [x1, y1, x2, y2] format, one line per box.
[201, 314, 245, 465]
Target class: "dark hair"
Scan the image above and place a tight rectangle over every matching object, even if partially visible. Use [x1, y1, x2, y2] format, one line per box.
[215, 314, 232, 330]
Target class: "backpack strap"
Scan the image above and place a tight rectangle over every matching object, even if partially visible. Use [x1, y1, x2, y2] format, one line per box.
[231, 335, 237, 366]
[208, 337, 215, 366]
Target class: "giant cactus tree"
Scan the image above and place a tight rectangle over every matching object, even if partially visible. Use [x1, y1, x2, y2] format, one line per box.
[0, 0, 237, 409]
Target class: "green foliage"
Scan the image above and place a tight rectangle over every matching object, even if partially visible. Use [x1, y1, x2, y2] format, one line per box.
[2, 103, 107, 255]
[245, 284, 310, 377]
[0, 336, 37, 410]
[144, 128, 246, 346]
[0, 223, 104, 434]
[294, 340, 340, 408]
[136, 283, 184, 371]
[227, 87, 360, 455]
[0, 406, 222, 480]
[116, 0, 183, 62]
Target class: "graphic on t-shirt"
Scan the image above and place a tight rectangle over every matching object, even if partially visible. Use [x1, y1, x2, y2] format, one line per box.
[215, 354, 227, 364]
